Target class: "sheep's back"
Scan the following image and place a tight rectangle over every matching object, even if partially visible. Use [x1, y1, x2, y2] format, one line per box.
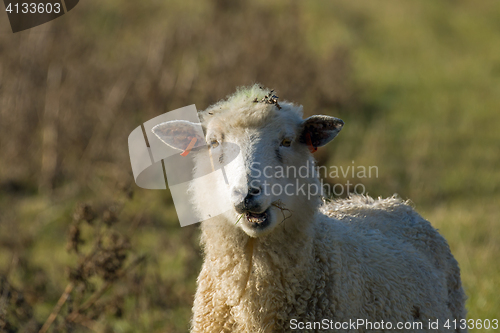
[316, 195, 467, 329]
[321, 195, 453, 274]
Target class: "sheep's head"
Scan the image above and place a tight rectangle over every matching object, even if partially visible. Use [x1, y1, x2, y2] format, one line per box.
[152, 85, 343, 237]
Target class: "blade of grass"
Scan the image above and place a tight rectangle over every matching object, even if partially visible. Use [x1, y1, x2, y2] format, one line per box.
[235, 214, 244, 225]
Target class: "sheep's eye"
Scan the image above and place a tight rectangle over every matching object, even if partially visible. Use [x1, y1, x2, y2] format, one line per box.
[280, 139, 292, 147]
[210, 140, 219, 148]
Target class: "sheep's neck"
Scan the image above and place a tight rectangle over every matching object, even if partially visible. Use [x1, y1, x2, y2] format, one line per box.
[201, 215, 316, 298]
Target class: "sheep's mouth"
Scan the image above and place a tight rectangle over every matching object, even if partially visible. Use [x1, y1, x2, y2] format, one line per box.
[245, 209, 270, 229]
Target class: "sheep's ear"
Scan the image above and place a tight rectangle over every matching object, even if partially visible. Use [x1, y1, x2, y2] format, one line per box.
[299, 115, 344, 149]
[152, 120, 205, 151]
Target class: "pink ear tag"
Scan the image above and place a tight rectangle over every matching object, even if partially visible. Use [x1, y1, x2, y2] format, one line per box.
[305, 132, 317, 153]
[180, 137, 198, 156]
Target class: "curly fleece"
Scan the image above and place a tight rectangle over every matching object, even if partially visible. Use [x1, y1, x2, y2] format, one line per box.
[191, 195, 467, 332]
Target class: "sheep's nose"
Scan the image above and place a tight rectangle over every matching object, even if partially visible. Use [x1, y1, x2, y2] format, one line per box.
[233, 186, 262, 214]
[248, 186, 261, 196]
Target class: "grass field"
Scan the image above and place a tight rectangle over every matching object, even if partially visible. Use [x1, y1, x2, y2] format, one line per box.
[0, 0, 499, 331]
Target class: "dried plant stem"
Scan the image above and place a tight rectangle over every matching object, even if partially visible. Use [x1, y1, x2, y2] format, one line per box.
[39, 282, 75, 333]
[237, 238, 254, 303]
[271, 200, 293, 224]
[68, 255, 146, 320]
[76, 282, 112, 315]
[70, 313, 105, 332]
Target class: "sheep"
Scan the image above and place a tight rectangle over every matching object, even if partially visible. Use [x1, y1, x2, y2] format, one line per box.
[152, 85, 467, 333]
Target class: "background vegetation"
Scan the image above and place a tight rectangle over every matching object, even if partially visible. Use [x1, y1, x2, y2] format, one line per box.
[0, 0, 499, 332]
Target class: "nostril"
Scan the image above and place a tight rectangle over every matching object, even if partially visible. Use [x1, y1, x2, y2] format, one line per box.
[233, 186, 262, 214]
[248, 186, 261, 196]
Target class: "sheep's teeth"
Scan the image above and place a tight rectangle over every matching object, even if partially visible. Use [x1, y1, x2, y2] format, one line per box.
[246, 212, 267, 224]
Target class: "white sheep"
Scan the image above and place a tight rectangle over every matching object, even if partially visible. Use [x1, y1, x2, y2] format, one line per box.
[152, 85, 467, 333]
